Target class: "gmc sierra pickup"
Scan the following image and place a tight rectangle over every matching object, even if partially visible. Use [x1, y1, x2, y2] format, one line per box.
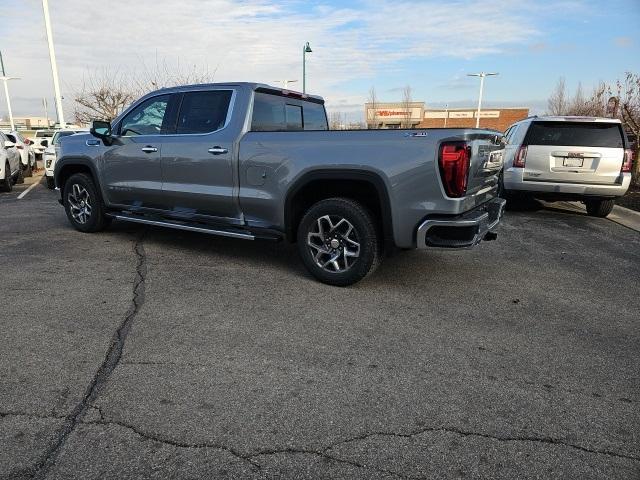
[54, 82, 506, 286]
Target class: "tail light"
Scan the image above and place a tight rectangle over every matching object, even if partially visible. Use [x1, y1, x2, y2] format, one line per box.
[438, 141, 470, 198]
[622, 149, 633, 173]
[513, 145, 527, 168]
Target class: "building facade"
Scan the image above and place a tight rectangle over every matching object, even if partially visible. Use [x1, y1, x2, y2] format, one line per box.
[365, 102, 529, 132]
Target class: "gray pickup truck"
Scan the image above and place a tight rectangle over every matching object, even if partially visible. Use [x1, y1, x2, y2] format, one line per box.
[55, 82, 506, 285]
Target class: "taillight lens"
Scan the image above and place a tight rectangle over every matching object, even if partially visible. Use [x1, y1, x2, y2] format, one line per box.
[513, 145, 527, 168]
[622, 149, 633, 173]
[438, 141, 470, 198]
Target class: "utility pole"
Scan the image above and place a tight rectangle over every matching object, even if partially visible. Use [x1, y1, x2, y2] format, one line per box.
[0, 51, 18, 131]
[467, 72, 498, 128]
[42, 0, 65, 127]
[43, 97, 50, 127]
[302, 42, 312, 93]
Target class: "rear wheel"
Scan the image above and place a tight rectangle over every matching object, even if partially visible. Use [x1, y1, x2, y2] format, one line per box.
[584, 198, 615, 218]
[63, 173, 111, 232]
[45, 176, 55, 189]
[23, 161, 32, 177]
[16, 167, 24, 184]
[1, 163, 12, 192]
[297, 197, 381, 286]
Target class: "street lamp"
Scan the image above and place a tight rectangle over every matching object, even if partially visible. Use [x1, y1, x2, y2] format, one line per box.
[274, 79, 298, 89]
[0, 51, 19, 131]
[42, 0, 65, 127]
[302, 42, 312, 93]
[467, 72, 498, 128]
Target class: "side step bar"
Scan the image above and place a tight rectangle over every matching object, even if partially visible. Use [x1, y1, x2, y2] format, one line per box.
[110, 214, 255, 240]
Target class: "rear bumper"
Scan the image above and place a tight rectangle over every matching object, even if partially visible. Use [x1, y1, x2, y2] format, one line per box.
[416, 197, 506, 249]
[504, 170, 631, 197]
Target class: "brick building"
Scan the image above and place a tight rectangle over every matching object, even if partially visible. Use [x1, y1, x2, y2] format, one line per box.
[365, 102, 529, 132]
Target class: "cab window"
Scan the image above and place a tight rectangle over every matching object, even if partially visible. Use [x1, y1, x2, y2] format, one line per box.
[120, 95, 171, 136]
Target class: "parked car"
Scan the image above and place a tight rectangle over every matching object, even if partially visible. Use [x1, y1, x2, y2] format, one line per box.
[500, 116, 633, 217]
[30, 130, 55, 158]
[0, 131, 23, 192]
[44, 129, 88, 189]
[54, 82, 506, 285]
[2, 130, 36, 177]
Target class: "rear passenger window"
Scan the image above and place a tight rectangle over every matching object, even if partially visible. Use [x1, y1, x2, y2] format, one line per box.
[176, 90, 233, 134]
[525, 122, 624, 148]
[251, 93, 285, 131]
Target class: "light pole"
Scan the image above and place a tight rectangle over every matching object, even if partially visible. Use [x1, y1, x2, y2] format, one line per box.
[467, 72, 498, 128]
[0, 51, 19, 131]
[42, 0, 65, 127]
[302, 42, 312, 93]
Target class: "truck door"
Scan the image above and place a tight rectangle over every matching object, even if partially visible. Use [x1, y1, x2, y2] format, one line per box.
[159, 89, 241, 223]
[102, 93, 176, 208]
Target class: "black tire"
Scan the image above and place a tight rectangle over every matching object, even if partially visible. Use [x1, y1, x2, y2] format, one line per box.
[584, 198, 615, 218]
[45, 176, 55, 189]
[16, 167, 24, 184]
[63, 173, 111, 233]
[1, 162, 12, 192]
[297, 197, 381, 286]
[23, 161, 32, 177]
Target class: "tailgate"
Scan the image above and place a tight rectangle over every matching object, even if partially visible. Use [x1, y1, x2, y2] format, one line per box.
[522, 121, 625, 185]
[466, 135, 505, 194]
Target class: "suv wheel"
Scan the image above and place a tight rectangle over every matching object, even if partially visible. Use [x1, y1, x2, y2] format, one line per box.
[23, 161, 33, 177]
[1, 162, 12, 192]
[584, 198, 615, 218]
[297, 197, 381, 286]
[16, 167, 24, 184]
[45, 176, 55, 189]
[63, 173, 111, 232]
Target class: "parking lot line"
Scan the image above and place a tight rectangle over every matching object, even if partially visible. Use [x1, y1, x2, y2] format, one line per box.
[17, 179, 41, 199]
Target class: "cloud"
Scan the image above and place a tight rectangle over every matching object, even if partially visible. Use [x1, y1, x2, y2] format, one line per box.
[1, 0, 540, 118]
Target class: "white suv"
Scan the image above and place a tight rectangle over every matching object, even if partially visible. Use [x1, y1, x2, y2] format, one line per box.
[44, 129, 87, 189]
[500, 116, 633, 217]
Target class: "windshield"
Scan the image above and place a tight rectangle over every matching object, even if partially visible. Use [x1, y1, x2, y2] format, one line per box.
[52, 131, 79, 144]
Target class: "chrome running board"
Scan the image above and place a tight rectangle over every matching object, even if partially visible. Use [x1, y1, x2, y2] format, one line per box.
[111, 214, 255, 240]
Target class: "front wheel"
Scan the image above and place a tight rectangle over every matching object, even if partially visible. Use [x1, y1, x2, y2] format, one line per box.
[584, 198, 615, 217]
[63, 173, 111, 232]
[297, 197, 381, 286]
[1, 163, 12, 192]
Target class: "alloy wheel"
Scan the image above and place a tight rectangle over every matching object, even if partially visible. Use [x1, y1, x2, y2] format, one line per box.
[67, 183, 92, 224]
[306, 215, 360, 272]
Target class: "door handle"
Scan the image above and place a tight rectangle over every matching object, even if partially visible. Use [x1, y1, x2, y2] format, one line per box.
[141, 146, 158, 153]
[208, 146, 228, 155]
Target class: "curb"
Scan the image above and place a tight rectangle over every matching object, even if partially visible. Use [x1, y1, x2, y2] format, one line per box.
[556, 201, 640, 233]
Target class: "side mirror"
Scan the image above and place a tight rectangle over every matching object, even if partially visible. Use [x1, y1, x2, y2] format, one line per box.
[41, 139, 49, 147]
[90, 120, 113, 146]
[4, 140, 15, 148]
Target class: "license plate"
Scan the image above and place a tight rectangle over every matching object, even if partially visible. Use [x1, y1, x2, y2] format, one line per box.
[563, 158, 584, 167]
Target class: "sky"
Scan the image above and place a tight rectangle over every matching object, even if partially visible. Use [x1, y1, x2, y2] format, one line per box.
[0, 0, 638, 124]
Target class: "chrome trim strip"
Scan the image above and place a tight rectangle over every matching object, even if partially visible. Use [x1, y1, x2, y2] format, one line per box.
[111, 215, 255, 240]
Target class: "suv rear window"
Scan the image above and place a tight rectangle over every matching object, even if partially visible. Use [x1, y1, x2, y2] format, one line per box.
[525, 121, 624, 148]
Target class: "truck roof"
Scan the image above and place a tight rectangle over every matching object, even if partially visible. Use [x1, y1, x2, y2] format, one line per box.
[528, 115, 622, 124]
[148, 82, 325, 104]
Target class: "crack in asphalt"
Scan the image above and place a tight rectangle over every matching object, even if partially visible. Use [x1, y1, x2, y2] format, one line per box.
[78, 415, 639, 480]
[28, 232, 147, 480]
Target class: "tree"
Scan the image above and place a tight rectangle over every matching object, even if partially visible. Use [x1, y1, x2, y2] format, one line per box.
[401, 85, 413, 128]
[615, 72, 640, 183]
[73, 60, 217, 125]
[547, 77, 567, 115]
[367, 86, 379, 129]
[329, 111, 344, 130]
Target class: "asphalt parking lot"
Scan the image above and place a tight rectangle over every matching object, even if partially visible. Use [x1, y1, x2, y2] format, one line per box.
[1, 175, 639, 480]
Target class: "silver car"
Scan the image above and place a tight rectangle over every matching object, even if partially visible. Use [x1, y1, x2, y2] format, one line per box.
[500, 116, 632, 217]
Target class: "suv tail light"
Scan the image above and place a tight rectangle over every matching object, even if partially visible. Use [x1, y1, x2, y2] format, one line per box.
[438, 141, 470, 198]
[513, 145, 527, 168]
[622, 149, 633, 173]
